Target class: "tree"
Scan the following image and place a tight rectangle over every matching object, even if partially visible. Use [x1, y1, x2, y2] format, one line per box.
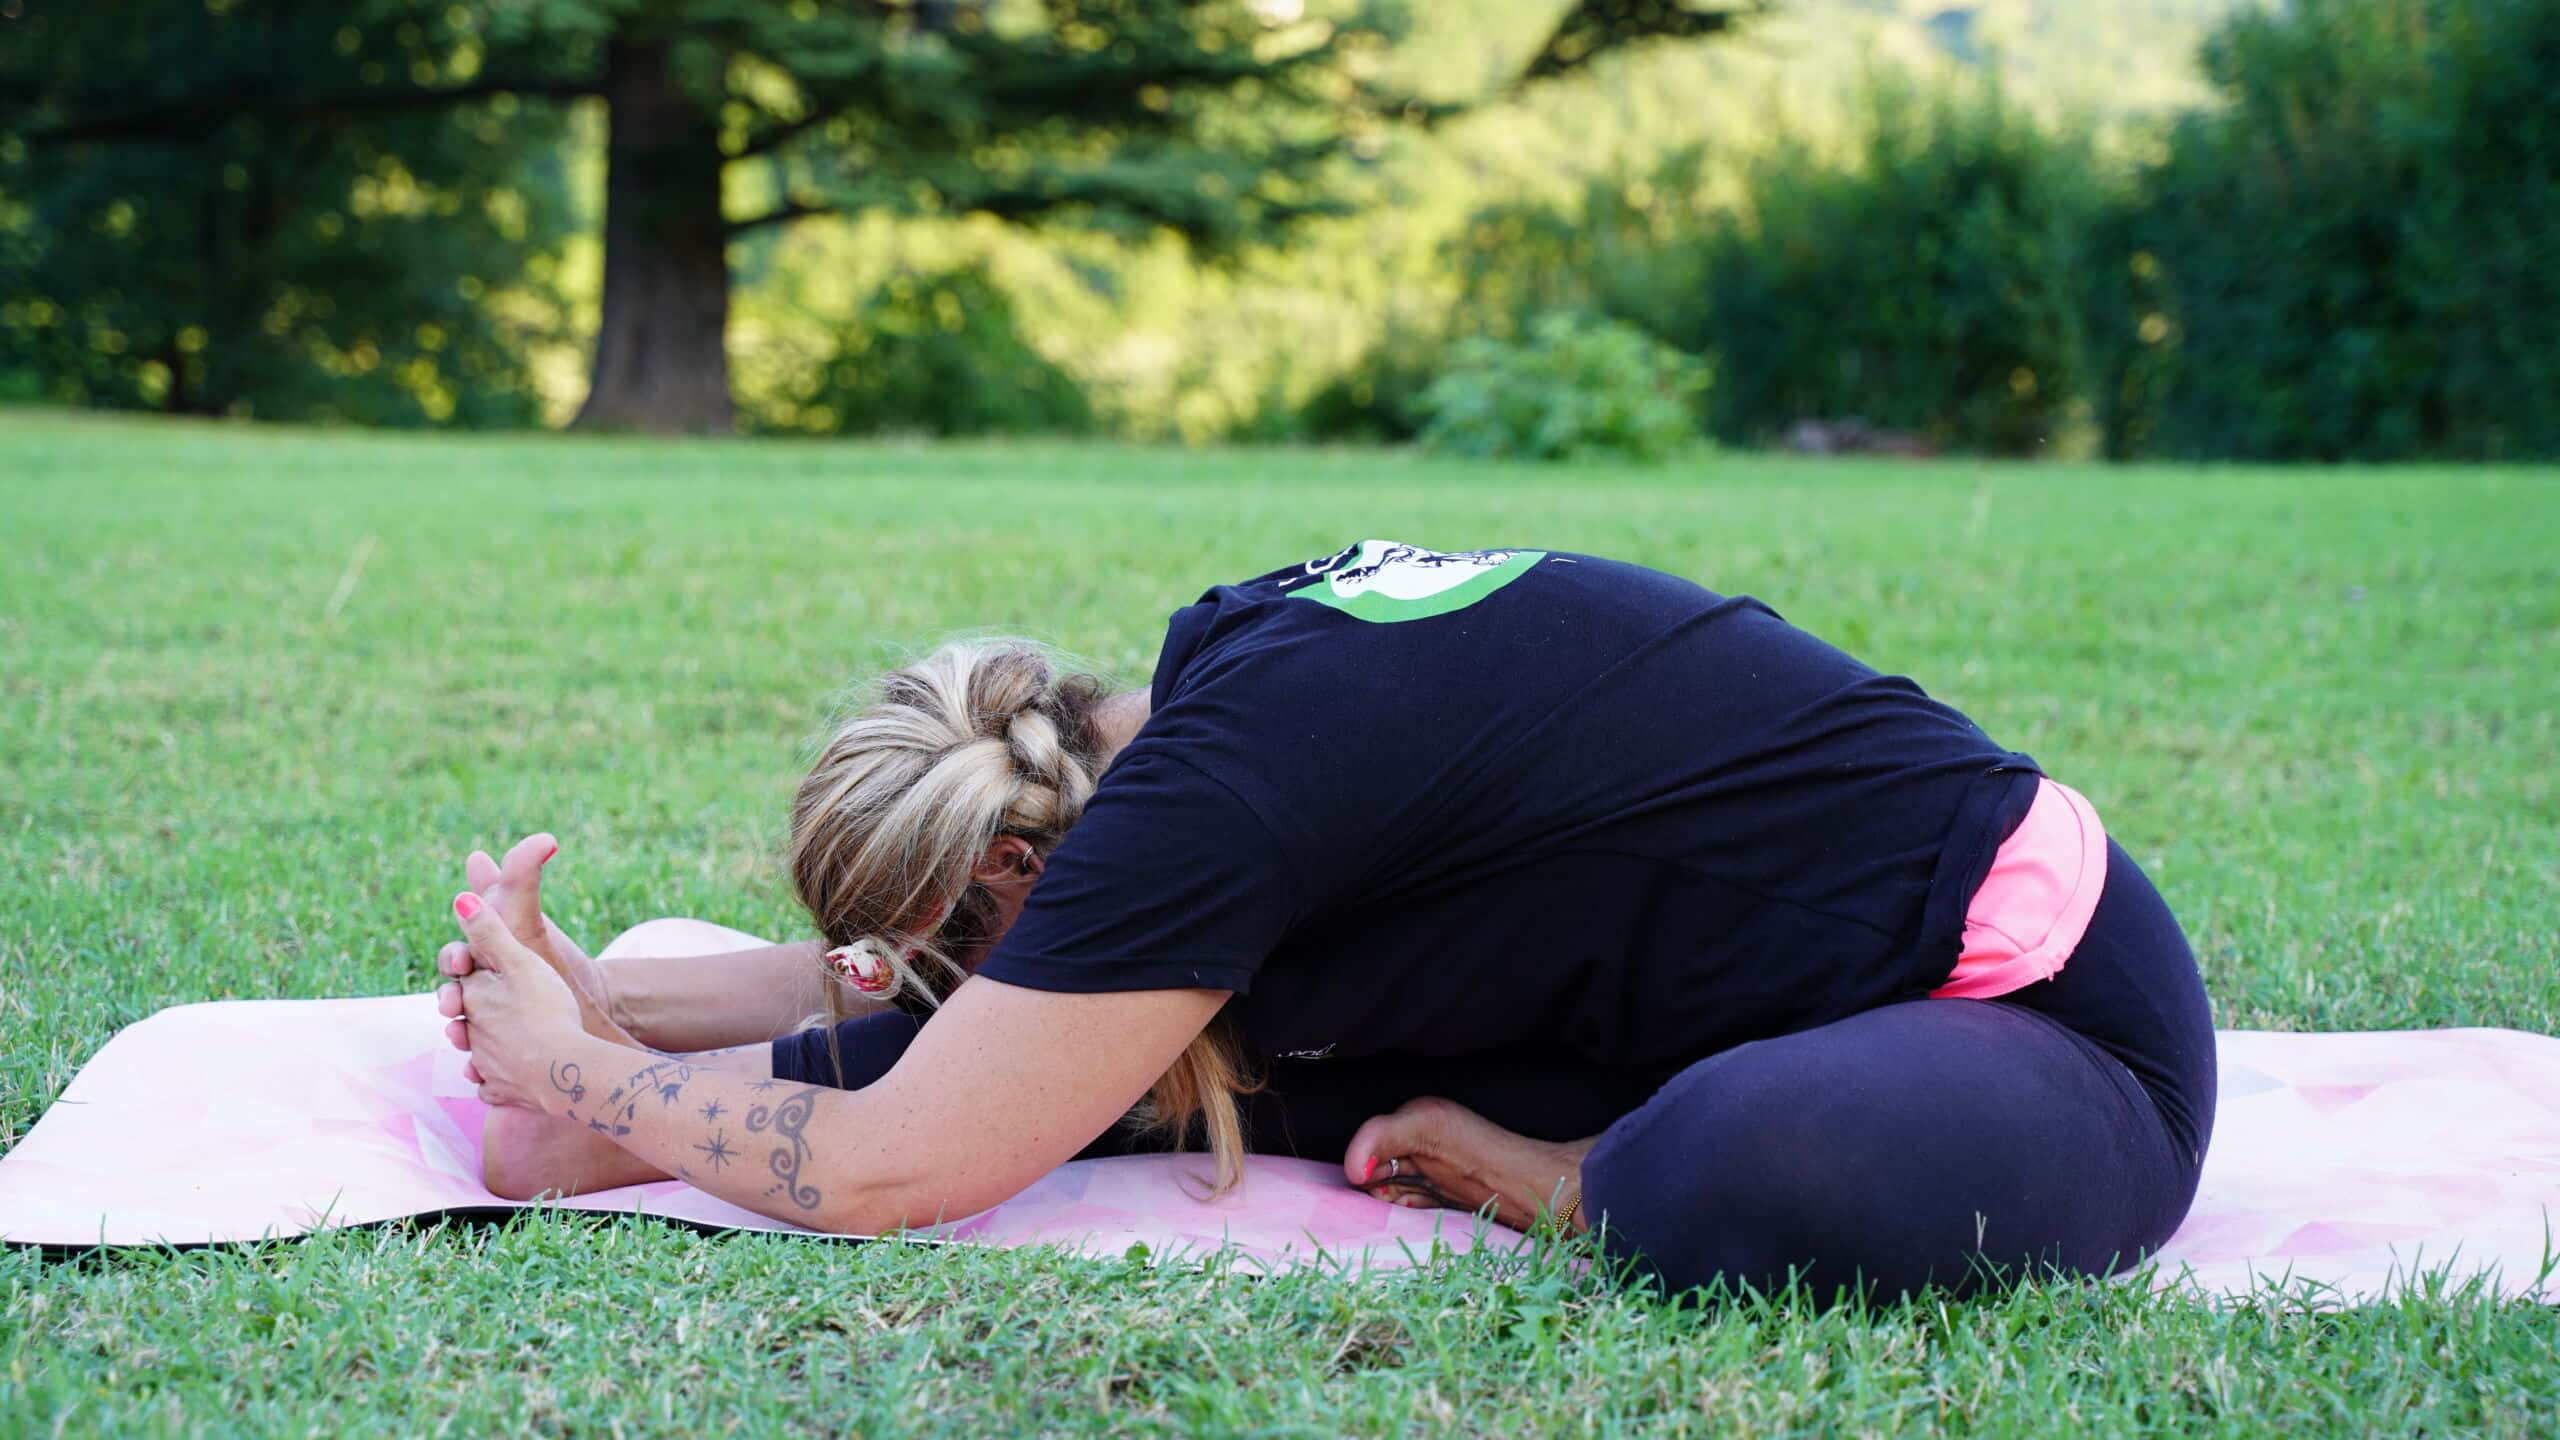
[0, 4, 581, 424]
[7, 0, 1763, 433]
[2096, 0, 2560, 460]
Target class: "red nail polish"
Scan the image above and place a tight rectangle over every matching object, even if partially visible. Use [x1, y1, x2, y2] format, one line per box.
[539, 843, 557, 866]
[1361, 1156, 1376, 1184]
[454, 893, 482, 920]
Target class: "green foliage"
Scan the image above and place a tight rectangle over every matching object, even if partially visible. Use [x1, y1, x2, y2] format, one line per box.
[1279, 158, 1720, 446]
[1288, 326, 1453, 444]
[0, 3, 577, 425]
[2, 0, 1767, 432]
[1418, 311, 1706, 462]
[1447, 154, 1719, 349]
[1687, 76, 2116, 454]
[2094, 0, 2560, 460]
[745, 266, 1093, 438]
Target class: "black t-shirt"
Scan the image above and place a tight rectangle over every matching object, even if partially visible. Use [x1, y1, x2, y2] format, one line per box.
[976, 541, 2040, 1070]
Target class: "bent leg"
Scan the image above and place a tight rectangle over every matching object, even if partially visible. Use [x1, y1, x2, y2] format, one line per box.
[1583, 998, 2197, 1302]
[595, 917, 774, 962]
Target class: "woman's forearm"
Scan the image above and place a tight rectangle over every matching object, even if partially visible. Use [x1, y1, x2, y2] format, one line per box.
[601, 940, 890, 1053]
[546, 1031, 909, 1233]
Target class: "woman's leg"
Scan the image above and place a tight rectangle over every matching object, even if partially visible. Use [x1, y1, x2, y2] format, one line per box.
[593, 917, 774, 961]
[1580, 841, 2214, 1300]
[1578, 996, 2190, 1300]
[1354, 841, 2216, 1300]
[481, 919, 782, 1200]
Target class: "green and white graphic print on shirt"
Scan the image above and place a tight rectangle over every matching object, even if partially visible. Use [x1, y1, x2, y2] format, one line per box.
[1285, 540, 1548, 624]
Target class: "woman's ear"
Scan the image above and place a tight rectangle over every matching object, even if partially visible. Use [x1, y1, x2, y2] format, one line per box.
[972, 834, 1041, 884]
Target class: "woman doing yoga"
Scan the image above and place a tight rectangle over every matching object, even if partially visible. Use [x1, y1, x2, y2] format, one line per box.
[435, 541, 2217, 1299]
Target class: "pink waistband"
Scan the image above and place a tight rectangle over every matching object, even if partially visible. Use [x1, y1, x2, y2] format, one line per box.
[1931, 776, 2109, 1001]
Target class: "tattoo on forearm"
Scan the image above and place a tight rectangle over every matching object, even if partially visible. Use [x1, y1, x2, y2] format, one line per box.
[588, 1057, 698, 1139]
[549, 1061, 588, 1120]
[745, 1088, 823, 1211]
[564, 1051, 818, 1213]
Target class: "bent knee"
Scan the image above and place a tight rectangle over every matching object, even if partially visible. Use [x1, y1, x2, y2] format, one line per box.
[596, 916, 772, 962]
[1586, 1100, 1858, 1292]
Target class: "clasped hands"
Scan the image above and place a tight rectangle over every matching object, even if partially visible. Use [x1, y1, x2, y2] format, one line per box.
[432, 832, 607, 1111]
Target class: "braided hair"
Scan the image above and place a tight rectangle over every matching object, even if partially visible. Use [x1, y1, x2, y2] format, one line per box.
[786, 640, 1256, 1190]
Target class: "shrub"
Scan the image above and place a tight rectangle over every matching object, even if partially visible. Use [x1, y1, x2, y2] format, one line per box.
[1690, 75, 2117, 455]
[2096, 0, 2560, 460]
[1417, 311, 1707, 463]
[749, 264, 1093, 437]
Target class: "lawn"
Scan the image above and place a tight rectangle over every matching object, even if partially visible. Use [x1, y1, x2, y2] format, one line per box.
[3, 411, 2556, 1434]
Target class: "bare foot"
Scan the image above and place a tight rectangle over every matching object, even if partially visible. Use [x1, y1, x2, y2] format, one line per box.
[481, 1103, 669, 1201]
[1343, 1096, 1595, 1233]
[443, 833, 636, 1050]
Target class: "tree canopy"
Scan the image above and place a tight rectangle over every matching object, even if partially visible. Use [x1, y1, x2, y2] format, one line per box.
[4, 0, 1762, 431]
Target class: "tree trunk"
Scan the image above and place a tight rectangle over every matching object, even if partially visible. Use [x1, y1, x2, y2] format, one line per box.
[571, 36, 735, 434]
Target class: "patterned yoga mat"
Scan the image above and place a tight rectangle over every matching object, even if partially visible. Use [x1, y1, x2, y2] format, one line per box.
[2, 995, 2555, 1303]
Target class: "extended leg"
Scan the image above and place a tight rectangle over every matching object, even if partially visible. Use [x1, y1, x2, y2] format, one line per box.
[479, 919, 781, 1200]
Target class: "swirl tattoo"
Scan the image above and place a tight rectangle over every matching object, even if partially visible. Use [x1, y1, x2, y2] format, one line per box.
[745, 1088, 823, 1211]
[549, 1061, 588, 1109]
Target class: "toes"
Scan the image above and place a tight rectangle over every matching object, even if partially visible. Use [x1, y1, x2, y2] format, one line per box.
[445, 1016, 470, 1050]
[463, 1058, 483, 1086]
[436, 981, 465, 1019]
[438, 942, 474, 979]
[498, 832, 557, 887]
[465, 849, 501, 894]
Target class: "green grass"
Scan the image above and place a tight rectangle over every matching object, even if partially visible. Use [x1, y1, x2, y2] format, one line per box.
[3, 411, 2556, 1434]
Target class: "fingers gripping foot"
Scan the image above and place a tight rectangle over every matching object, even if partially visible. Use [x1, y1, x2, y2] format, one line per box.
[448, 833, 633, 1048]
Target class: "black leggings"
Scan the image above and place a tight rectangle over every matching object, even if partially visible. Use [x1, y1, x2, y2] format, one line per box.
[772, 839, 2217, 1300]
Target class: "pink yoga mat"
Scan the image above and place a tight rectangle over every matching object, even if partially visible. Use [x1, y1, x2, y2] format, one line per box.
[3, 996, 2555, 1302]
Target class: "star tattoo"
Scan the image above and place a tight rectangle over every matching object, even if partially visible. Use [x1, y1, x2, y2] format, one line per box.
[700, 1099, 726, 1123]
[695, 1132, 737, 1170]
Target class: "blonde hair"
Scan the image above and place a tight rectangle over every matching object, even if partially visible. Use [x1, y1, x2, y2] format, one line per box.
[787, 639, 1258, 1191]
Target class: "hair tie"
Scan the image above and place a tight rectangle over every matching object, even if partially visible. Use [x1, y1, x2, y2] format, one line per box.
[822, 900, 952, 997]
[822, 940, 902, 995]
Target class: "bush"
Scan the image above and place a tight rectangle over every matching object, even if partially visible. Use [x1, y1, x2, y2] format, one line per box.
[1446, 149, 1720, 353]
[1417, 311, 1707, 463]
[748, 265, 1093, 437]
[1689, 75, 2117, 455]
[2095, 0, 2560, 460]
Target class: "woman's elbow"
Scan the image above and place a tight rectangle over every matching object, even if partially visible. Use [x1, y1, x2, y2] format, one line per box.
[808, 1175, 1013, 1237]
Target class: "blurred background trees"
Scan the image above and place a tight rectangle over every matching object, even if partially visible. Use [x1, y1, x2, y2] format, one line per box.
[2, 0, 1751, 434]
[2096, 0, 2560, 460]
[4, 0, 2555, 460]
[0, 4, 580, 425]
